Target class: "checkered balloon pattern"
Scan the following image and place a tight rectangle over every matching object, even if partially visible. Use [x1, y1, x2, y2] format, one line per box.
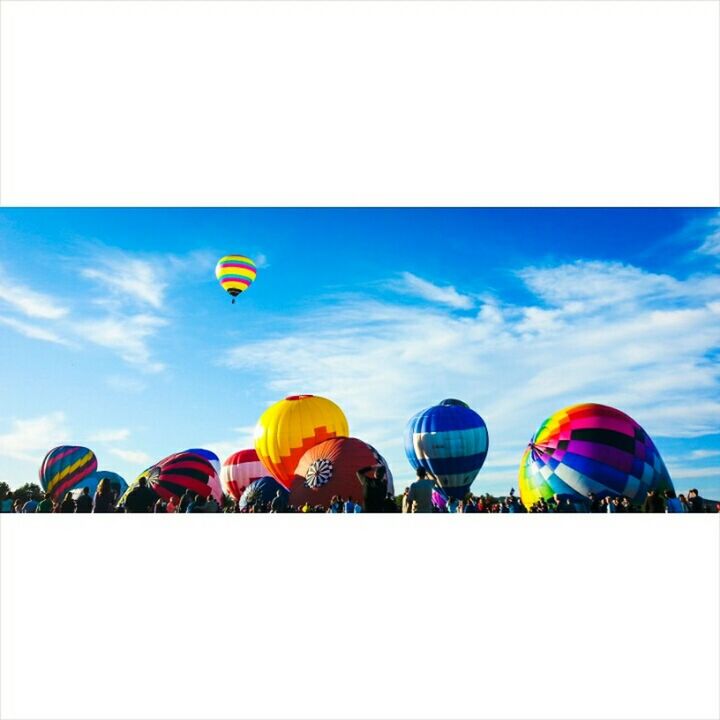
[518, 403, 674, 509]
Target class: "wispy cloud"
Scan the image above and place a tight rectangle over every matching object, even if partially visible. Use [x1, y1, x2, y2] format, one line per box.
[0, 265, 69, 319]
[0, 315, 73, 346]
[690, 210, 720, 259]
[391, 272, 475, 310]
[254, 253, 270, 269]
[82, 254, 166, 309]
[224, 260, 720, 492]
[79, 314, 167, 373]
[89, 428, 131, 443]
[108, 447, 151, 466]
[0, 412, 68, 463]
[200, 426, 257, 464]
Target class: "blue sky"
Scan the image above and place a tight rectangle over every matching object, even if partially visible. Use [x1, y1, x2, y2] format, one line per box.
[1, 208, 719, 498]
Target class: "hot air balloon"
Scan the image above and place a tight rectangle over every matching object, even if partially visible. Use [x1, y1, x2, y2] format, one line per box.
[431, 486, 448, 511]
[404, 398, 489, 499]
[519, 403, 674, 510]
[254, 394, 349, 489]
[71, 470, 128, 500]
[39, 446, 98, 500]
[120, 451, 218, 505]
[185, 448, 223, 502]
[238, 476, 288, 511]
[221, 449, 270, 502]
[215, 255, 257, 303]
[289, 437, 391, 509]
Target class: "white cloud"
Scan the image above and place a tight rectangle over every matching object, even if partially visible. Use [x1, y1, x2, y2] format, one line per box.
[254, 253, 270, 269]
[82, 256, 166, 309]
[224, 260, 720, 493]
[0, 412, 69, 463]
[0, 315, 73, 346]
[689, 449, 720, 460]
[80, 314, 167, 373]
[0, 266, 69, 319]
[692, 210, 720, 259]
[200, 426, 257, 464]
[108, 448, 152, 466]
[89, 428, 131, 443]
[105, 375, 146, 394]
[391, 272, 474, 310]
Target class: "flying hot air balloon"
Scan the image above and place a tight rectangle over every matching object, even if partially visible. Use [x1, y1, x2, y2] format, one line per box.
[518, 403, 674, 510]
[39, 446, 98, 500]
[220, 449, 270, 502]
[215, 255, 257, 303]
[404, 399, 489, 499]
[254, 394, 349, 489]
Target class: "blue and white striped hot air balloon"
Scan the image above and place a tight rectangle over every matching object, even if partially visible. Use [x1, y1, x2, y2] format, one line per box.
[404, 399, 489, 499]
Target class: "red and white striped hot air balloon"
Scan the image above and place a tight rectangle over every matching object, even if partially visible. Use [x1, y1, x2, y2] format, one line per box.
[220, 449, 270, 502]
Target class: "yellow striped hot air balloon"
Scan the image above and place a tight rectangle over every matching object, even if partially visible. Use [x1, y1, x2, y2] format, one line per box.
[254, 395, 349, 489]
[215, 255, 257, 303]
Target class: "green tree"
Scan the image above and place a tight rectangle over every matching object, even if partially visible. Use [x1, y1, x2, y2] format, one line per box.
[12, 483, 44, 502]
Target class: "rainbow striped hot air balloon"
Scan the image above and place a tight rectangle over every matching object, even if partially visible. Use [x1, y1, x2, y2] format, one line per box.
[404, 399, 489, 499]
[518, 403, 674, 510]
[254, 394, 349, 489]
[39, 446, 98, 501]
[215, 254, 257, 303]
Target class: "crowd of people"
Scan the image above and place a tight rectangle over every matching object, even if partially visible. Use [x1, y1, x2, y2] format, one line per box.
[1, 469, 717, 514]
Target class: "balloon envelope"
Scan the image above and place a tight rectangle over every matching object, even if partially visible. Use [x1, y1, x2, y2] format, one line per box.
[404, 399, 489, 498]
[221, 449, 269, 501]
[39, 446, 98, 500]
[289, 437, 391, 509]
[239, 476, 288, 511]
[185, 449, 223, 502]
[518, 403, 674, 509]
[215, 255, 257, 300]
[254, 394, 349, 488]
[72, 470, 128, 499]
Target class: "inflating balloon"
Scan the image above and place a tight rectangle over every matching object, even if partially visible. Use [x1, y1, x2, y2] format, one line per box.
[405, 399, 489, 499]
[215, 255, 257, 303]
[289, 436, 391, 509]
[73, 470, 128, 499]
[518, 403, 674, 509]
[185, 448, 223, 502]
[254, 394, 349, 489]
[239, 476, 288, 511]
[135, 451, 218, 502]
[39, 446, 98, 500]
[221, 449, 270, 502]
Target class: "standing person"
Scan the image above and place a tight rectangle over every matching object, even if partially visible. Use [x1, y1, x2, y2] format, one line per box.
[75, 487, 93, 513]
[353, 500, 363, 513]
[60, 493, 76, 513]
[642, 488, 665, 513]
[0, 488, 13, 513]
[588, 493, 603, 513]
[447, 496, 459, 513]
[405, 468, 434, 513]
[678, 494, 690, 513]
[205, 495, 219, 513]
[664, 490, 683, 513]
[344, 497, 355, 514]
[687, 489, 704, 513]
[37, 493, 54, 513]
[93, 478, 116, 513]
[463, 496, 477, 513]
[166, 495, 178, 514]
[153, 498, 166, 513]
[329, 496, 341, 513]
[123, 477, 155, 513]
[270, 490, 286, 513]
[21, 496, 39, 513]
[383, 493, 399, 513]
[605, 497, 616, 513]
[356, 465, 390, 513]
[179, 489, 194, 514]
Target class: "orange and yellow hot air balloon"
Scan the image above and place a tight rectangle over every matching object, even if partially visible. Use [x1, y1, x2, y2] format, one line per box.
[253, 394, 349, 489]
